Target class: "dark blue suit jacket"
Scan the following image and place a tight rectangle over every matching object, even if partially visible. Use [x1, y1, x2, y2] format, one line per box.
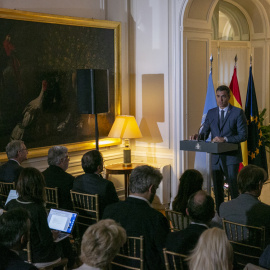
[200, 104, 247, 165]
[103, 197, 170, 270]
[0, 160, 23, 184]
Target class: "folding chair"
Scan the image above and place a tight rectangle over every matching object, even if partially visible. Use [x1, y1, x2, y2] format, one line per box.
[45, 187, 59, 212]
[70, 190, 99, 237]
[163, 248, 188, 270]
[222, 219, 266, 268]
[0, 181, 15, 205]
[165, 209, 190, 232]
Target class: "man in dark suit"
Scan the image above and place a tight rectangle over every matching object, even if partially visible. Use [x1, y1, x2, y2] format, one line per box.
[43, 146, 75, 210]
[102, 165, 170, 270]
[72, 150, 119, 217]
[0, 140, 28, 185]
[0, 208, 38, 270]
[166, 190, 214, 255]
[191, 85, 248, 212]
[220, 164, 270, 244]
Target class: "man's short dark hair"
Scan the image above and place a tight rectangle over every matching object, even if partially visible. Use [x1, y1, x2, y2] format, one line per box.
[82, 150, 103, 174]
[0, 208, 29, 249]
[129, 165, 162, 194]
[237, 164, 267, 193]
[216, 85, 230, 96]
[187, 190, 214, 224]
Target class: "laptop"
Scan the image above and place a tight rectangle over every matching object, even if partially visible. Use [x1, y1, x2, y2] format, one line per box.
[5, 190, 18, 205]
[47, 208, 78, 242]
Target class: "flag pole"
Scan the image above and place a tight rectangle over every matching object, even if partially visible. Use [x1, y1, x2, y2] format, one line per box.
[250, 54, 252, 66]
[234, 54, 238, 67]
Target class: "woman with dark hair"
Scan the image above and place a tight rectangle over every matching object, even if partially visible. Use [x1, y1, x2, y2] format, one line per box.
[172, 169, 203, 214]
[5, 167, 61, 267]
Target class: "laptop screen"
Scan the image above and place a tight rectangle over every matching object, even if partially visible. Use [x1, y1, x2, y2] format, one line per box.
[47, 208, 78, 234]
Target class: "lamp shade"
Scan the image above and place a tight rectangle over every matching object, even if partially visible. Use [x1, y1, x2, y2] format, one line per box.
[108, 115, 142, 139]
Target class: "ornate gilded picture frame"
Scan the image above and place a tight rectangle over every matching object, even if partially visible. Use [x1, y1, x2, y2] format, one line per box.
[0, 9, 121, 161]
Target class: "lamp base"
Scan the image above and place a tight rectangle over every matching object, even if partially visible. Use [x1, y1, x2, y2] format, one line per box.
[123, 147, 131, 167]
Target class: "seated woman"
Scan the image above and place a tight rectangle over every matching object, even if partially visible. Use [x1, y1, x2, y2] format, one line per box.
[5, 167, 62, 267]
[187, 227, 233, 270]
[75, 219, 126, 270]
[172, 169, 203, 214]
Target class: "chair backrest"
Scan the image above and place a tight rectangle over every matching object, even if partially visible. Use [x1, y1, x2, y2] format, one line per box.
[163, 248, 188, 270]
[165, 209, 190, 232]
[70, 190, 99, 235]
[45, 187, 59, 211]
[222, 219, 266, 267]
[0, 181, 15, 204]
[111, 236, 144, 270]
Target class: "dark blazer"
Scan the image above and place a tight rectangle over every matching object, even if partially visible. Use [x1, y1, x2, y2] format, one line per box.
[0, 160, 23, 184]
[72, 173, 119, 217]
[0, 245, 38, 270]
[102, 197, 170, 270]
[200, 104, 248, 165]
[166, 224, 208, 255]
[43, 165, 75, 210]
[220, 193, 270, 244]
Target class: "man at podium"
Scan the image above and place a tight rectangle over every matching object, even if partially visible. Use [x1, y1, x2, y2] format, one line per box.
[191, 85, 247, 212]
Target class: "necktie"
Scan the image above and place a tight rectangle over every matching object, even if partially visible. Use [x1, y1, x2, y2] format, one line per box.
[220, 110, 224, 127]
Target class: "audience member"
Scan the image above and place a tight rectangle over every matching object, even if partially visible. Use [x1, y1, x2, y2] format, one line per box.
[166, 190, 215, 255]
[5, 167, 63, 267]
[72, 150, 119, 216]
[43, 145, 74, 210]
[220, 165, 270, 243]
[0, 140, 28, 184]
[103, 165, 170, 270]
[172, 169, 203, 214]
[74, 219, 126, 270]
[0, 208, 38, 270]
[187, 227, 233, 270]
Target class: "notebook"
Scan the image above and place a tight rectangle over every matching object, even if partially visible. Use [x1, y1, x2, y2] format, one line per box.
[5, 190, 18, 205]
[47, 208, 78, 242]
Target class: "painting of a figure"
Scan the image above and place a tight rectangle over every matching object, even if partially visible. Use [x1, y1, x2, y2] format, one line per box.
[0, 12, 117, 152]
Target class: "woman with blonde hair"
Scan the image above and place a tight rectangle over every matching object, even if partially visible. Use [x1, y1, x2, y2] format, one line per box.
[187, 227, 233, 270]
[75, 219, 127, 270]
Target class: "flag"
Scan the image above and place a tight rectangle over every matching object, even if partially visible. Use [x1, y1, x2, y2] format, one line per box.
[229, 66, 248, 170]
[244, 66, 268, 172]
[194, 70, 217, 188]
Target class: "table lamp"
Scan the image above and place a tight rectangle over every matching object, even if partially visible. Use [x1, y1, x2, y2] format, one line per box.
[108, 115, 142, 167]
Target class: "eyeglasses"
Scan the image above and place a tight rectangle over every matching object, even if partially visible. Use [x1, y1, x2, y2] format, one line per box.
[20, 148, 28, 152]
[65, 155, 70, 161]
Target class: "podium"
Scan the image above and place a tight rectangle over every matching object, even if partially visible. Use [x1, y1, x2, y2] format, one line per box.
[180, 140, 238, 193]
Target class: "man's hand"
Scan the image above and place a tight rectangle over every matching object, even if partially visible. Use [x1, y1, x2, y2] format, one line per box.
[212, 136, 226, 143]
[190, 134, 199, 140]
[51, 230, 60, 240]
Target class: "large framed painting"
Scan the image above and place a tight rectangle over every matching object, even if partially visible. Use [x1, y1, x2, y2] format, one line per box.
[0, 9, 121, 161]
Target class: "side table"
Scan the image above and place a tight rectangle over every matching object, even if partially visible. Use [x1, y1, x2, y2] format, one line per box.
[105, 163, 145, 199]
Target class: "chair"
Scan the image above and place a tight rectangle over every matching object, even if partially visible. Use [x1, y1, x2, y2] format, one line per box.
[111, 236, 144, 270]
[222, 219, 266, 268]
[163, 248, 188, 270]
[0, 181, 15, 205]
[165, 209, 190, 232]
[45, 187, 59, 211]
[70, 190, 99, 236]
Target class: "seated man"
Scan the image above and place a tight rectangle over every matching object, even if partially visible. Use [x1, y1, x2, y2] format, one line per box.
[103, 165, 170, 270]
[72, 150, 119, 217]
[166, 190, 215, 255]
[0, 208, 38, 270]
[43, 146, 74, 210]
[0, 140, 28, 184]
[220, 164, 270, 243]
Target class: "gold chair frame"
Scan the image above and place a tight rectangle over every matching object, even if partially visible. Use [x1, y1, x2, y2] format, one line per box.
[165, 209, 190, 232]
[0, 181, 15, 205]
[222, 219, 266, 267]
[45, 187, 59, 211]
[163, 248, 187, 270]
[111, 236, 144, 270]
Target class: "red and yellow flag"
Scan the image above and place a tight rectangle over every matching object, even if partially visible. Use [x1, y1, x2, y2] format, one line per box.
[229, 66, 248, 170]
